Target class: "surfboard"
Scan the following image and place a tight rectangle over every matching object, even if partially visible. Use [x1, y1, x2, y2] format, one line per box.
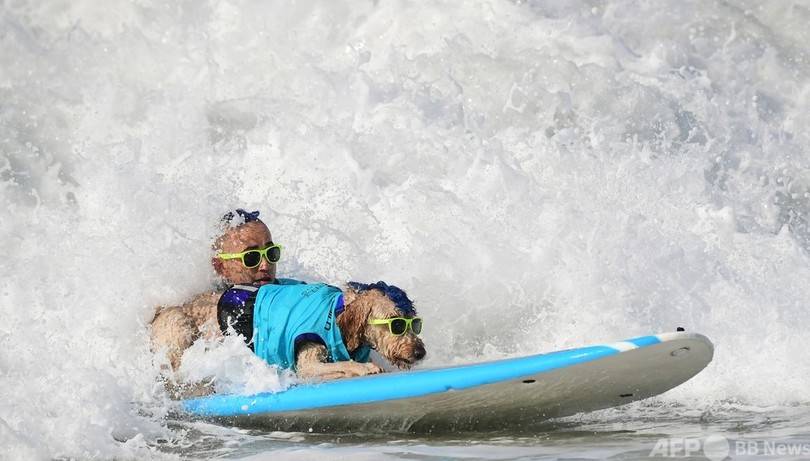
[182, 331, 713, 432]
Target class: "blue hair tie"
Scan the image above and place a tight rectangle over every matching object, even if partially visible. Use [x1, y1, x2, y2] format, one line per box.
[222, 209, 261, 225]
[348, 281, 416, 316]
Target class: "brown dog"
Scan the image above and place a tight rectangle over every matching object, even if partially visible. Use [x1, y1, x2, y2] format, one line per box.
[151, 281, 426, 384]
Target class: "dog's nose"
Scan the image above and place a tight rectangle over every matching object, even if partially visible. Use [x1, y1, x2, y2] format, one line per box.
[413, 344, 426, 361]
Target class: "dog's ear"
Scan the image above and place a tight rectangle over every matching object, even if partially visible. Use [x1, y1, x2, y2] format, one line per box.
[342, 286, 358, 306]
[338, 287, 370, 352]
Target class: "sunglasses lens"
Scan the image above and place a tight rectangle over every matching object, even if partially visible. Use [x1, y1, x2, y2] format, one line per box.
[411, 318, 422, 335]
[267, 246, 281, 263]
[242, 251, 262, 268]
[390, 318, 407, 335]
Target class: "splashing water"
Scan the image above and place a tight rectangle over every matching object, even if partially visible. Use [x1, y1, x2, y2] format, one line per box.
[2, 0, 809, 459]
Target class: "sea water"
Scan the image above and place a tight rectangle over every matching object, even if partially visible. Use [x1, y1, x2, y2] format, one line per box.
[1, 0, 809, 459]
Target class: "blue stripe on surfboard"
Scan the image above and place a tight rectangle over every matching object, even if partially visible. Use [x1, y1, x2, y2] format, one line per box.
[182, 334, 660, 417]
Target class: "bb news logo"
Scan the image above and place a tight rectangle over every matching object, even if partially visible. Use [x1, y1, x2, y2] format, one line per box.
[649, 435, 810, 460]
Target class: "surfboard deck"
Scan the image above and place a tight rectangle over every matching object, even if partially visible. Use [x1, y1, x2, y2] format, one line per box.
[182, 331, 713, 432]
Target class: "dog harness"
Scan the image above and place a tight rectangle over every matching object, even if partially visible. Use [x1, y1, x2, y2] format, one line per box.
[217, 280, 370, 370]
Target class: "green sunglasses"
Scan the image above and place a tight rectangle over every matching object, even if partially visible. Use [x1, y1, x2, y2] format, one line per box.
[218, 244, 282, 268]
[368, 317, 423, 336]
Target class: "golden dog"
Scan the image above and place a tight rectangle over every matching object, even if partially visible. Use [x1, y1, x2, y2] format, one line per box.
[151, 281, 425, 384]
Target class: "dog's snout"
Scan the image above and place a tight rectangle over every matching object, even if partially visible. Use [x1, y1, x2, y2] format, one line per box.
[413, 344, 426, 361]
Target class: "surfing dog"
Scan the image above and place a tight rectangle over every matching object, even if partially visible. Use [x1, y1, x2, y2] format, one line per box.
[150, 281, 426, 383]
[292, 281, 426, 380]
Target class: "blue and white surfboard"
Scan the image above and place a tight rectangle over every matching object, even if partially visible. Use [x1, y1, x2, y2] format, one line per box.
[182, 331, 713, 431]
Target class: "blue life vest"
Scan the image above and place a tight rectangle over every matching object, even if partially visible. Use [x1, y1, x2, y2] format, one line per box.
[252, 282, 370, 370]
[217, 278, 302, 350]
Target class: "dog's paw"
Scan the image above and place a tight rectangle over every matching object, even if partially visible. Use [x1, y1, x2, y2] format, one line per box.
[363, 362, 384, 375]
[341, 361, 383, 378]
[295, 358, 387, 381]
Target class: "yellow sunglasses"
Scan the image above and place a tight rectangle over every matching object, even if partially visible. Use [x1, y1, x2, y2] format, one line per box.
[368, 317, 423, 336]
[218, 244, 282, 268]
